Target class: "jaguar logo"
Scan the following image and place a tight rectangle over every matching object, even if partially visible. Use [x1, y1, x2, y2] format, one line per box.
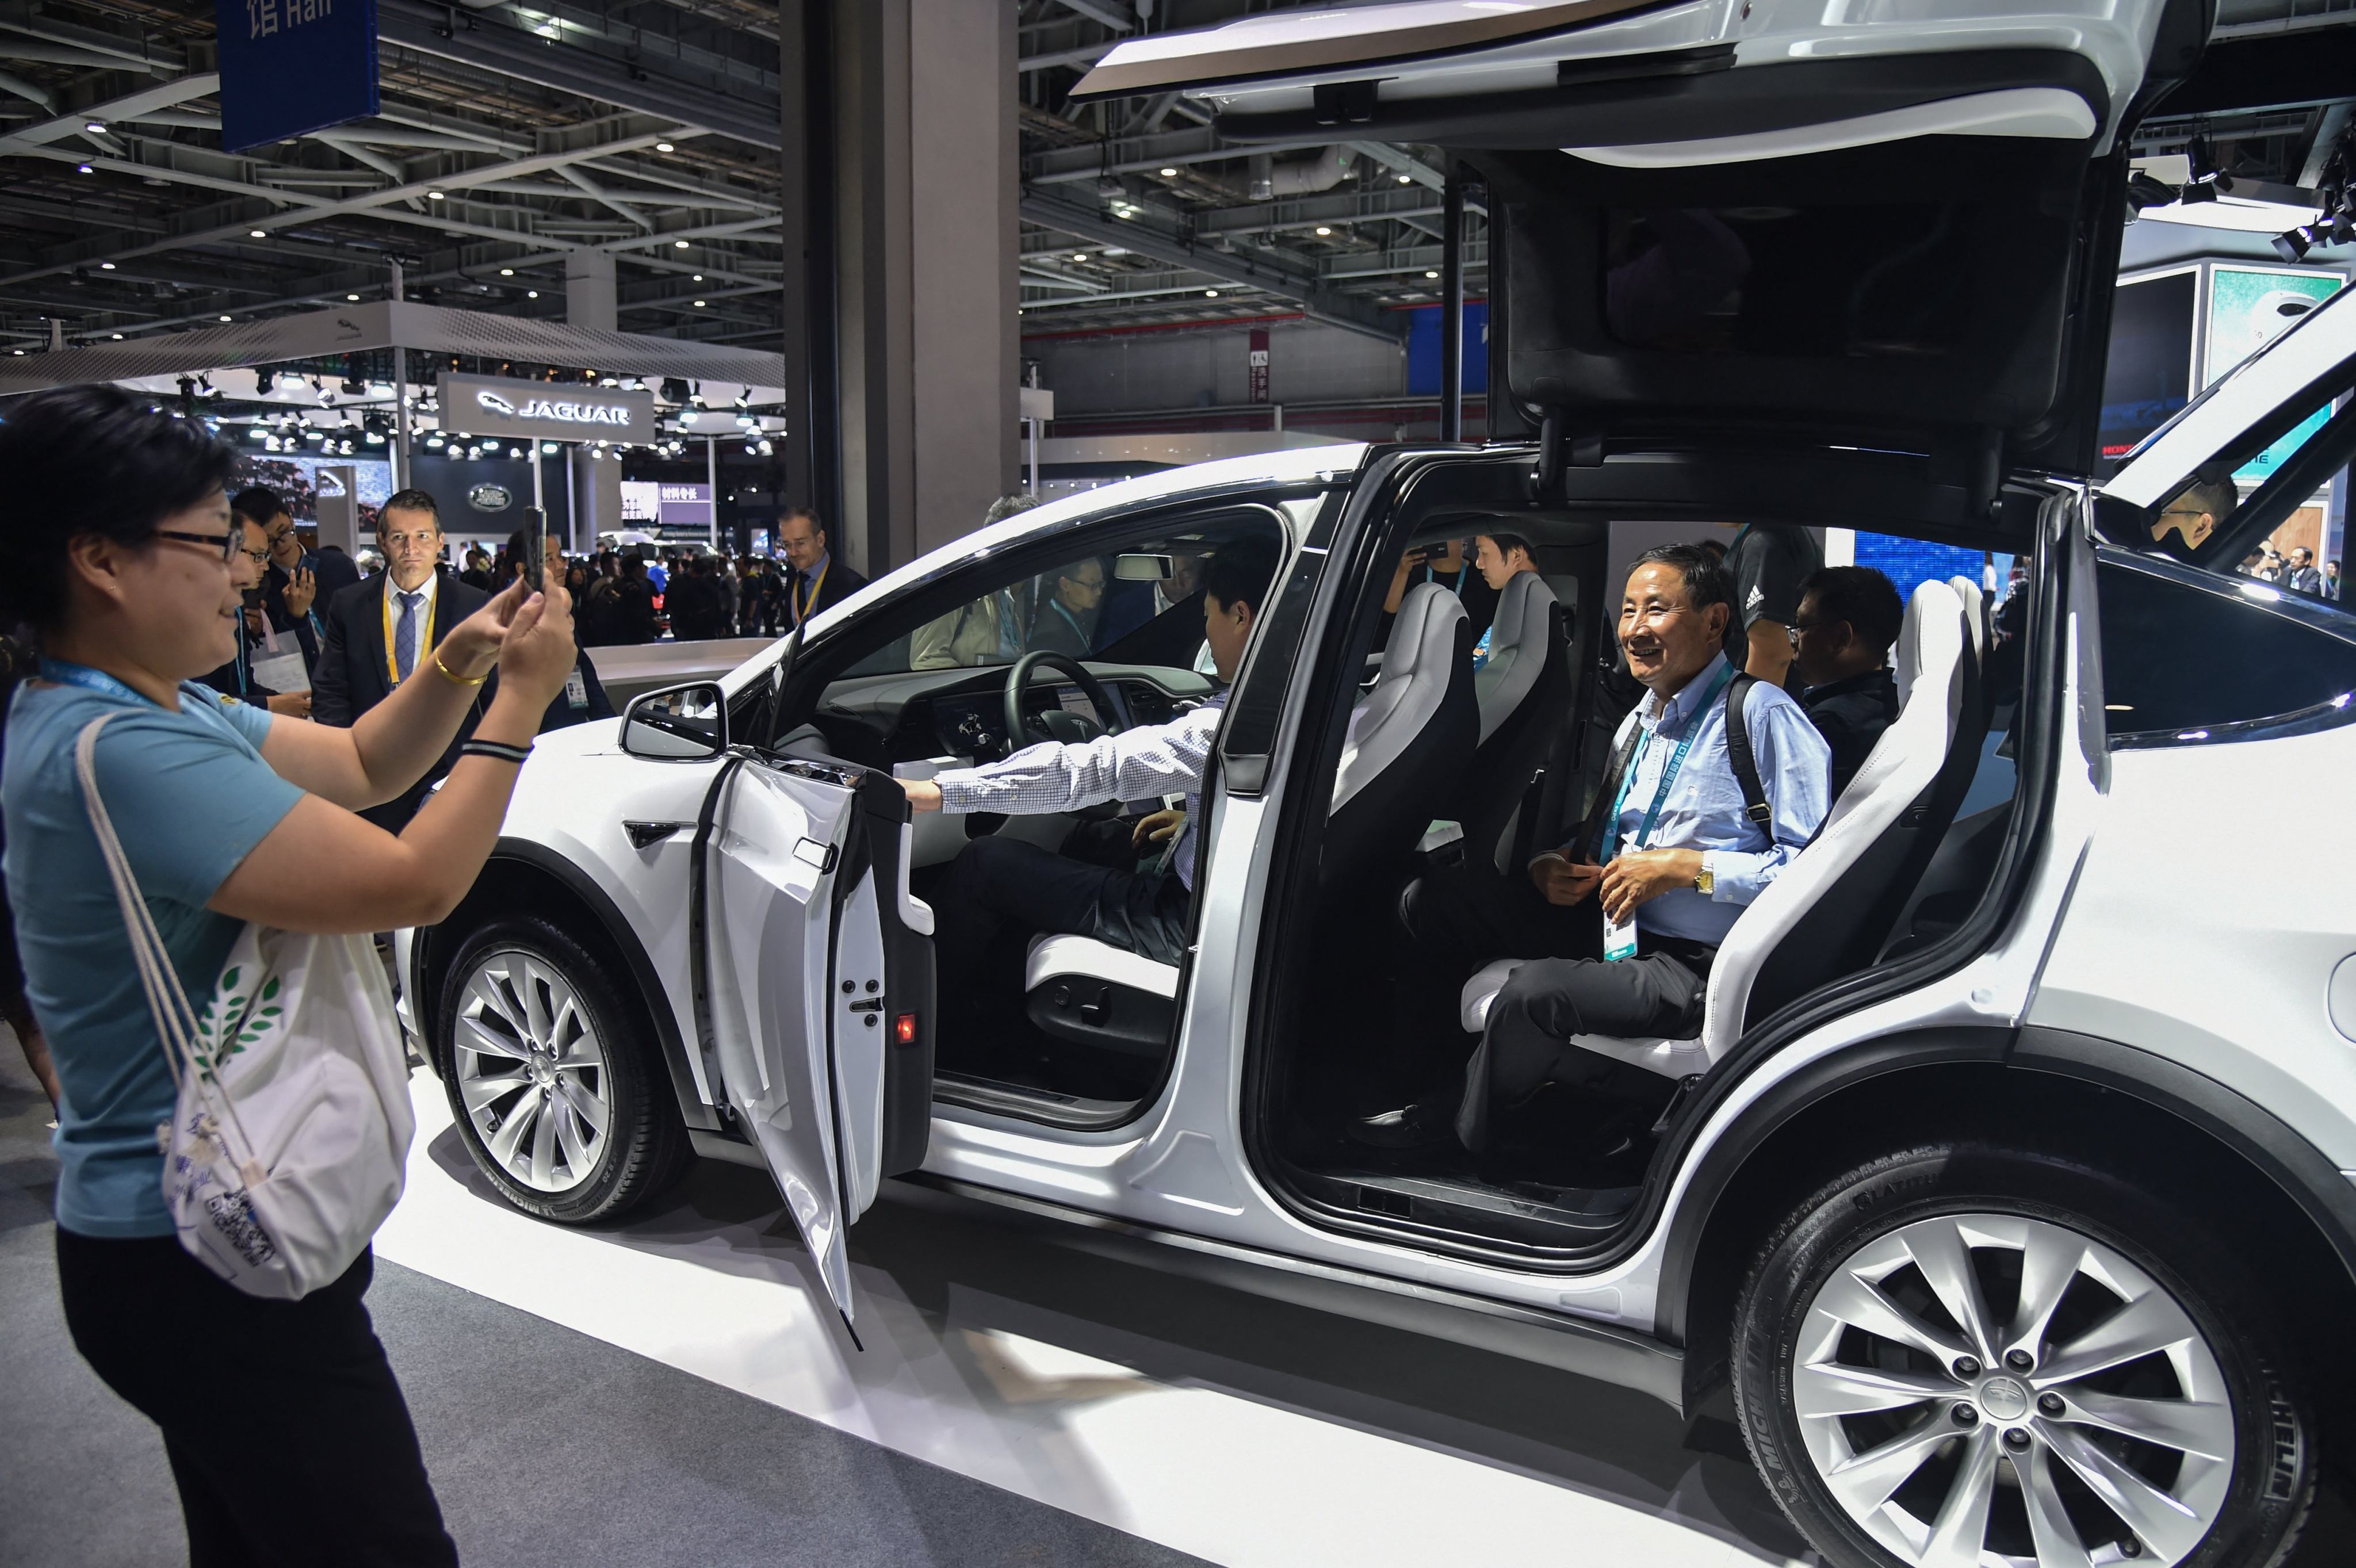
[477, 390, 519, 417]
[468, 483, 512, 513]
[474, 388, 632, 426]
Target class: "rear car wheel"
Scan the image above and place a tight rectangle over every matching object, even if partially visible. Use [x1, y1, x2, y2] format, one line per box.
[437, 915, 689, 1223]
[1731, 1145, 2314, 1568]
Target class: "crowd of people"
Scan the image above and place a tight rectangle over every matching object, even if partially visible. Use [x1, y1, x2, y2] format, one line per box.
[2239, 540, 2343, 599]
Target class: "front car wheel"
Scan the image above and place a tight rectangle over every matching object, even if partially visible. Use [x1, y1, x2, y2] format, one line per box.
[1732, 1145, 2315, 1568]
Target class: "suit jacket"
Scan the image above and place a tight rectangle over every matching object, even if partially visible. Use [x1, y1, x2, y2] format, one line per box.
[312, 567, 491, 829]
[786, 556, 868, 628]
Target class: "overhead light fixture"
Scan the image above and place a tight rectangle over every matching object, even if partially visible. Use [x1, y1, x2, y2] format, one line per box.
[509, 445, 524, 458]
[2273, 225, 2314, 263]
[673, 239, 690, 249]
[77, 162, 93, 174]
[527, 289, 539, 299]
[693, 299, 707, 308]
[542, 442, 559, 454]
[1397, 174, 1413, 184]
[680, 408, 698, 426]
[1425, 269, 1440, 278]
[691, 273, 702, 281]
[656, 141, 675, 152]
[427, 190, 445, 201]
[498, 267, 514, 276]
[534, 19, 558, 35]
[1205, 289, 1219, 297]
[1315, 225, 1333, 236]
[1072, 252, 1088, 261]
[743, 442, 758, 456]
[1159, 166, 1177, 177]
[85, 120, 105, 132]
[427, 434, 445, 448]
[111, 332, 123, 339]
[346, 292, 360, 301]
[660, 376, 690, 402]
[99, 261, 116, 270]
[250, 228, 266, 238]
[757, 439, 773, 456]
[218, 313, 232, 322]
[250, 426, 268, 442]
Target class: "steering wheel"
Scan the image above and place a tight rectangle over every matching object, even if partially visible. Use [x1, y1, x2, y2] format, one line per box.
[1004, 651, 1123, 748]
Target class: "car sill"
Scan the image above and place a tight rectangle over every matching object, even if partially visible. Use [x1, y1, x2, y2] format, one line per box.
[886, 1172, 1689, 1412]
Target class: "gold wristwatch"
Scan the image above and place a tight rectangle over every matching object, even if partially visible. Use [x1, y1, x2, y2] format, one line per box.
[1693, 864, 1715, 896]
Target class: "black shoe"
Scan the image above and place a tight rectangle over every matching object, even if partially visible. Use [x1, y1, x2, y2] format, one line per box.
[1348, 1097, 1458, 1150]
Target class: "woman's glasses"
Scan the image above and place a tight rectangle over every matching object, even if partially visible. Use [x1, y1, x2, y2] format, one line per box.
[154, 528, 239, 563]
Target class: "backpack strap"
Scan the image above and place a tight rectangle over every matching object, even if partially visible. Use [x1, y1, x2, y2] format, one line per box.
[1579, 716, 1645, 864]
[1723, 673, 1772, 832]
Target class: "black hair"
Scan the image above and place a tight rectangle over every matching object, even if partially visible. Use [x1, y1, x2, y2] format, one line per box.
[231, 484, 287, 525]
[1631, 542, 1732, 615]
[381, 488, 440, 524]
[1800, 564, 1904, 657]
[1203, 544, 1279, 617]
[781, 506, 824, 537]
[0, 384, 240, 630]
[621, 553, 647, 576]
[1482, 531, 1533, 560]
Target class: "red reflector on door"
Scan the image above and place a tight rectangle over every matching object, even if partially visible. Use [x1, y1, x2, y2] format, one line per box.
[894, 1013, 917, 1045]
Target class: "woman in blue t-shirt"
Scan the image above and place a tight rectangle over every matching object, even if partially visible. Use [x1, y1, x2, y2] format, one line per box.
[0, 385, 579, 1566]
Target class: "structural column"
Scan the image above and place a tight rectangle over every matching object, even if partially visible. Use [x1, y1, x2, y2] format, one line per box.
[567, 251, 618, 333]
[785, 0, 1019, 577]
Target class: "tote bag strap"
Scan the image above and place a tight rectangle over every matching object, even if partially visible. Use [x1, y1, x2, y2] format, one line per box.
[72, 713, 259, 1167]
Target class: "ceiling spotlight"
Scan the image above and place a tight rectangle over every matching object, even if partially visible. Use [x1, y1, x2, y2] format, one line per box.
[498, 267, 514, 276]
[656, 141, 675, 152]
[509, 446, 524, 458]
[542, 442, 559, 454]
[694, 299, 707, 307]
[427, 434, 445, 448]
[757, 438, 773, 456]
[250, 228, 266, 238]
[1397, 174, 1413, 184]
[1206, 289, 1219, 297]
[2273, 225, 2314, 263]
[249, 426, 268, 442]
[427, 190, 445, 201]
[660, 376, 690, 403]
[110, 332, 122, 339]
[673, 239, 690, 248]
[743, 442, 758, 456]
[99, 261, 116, 271]
[527, 289, 539, 299]
[736, 412, 756, 429]
[347, 292, 360, 301]
[218, 313, 232, 322]
[680, 408, 698, 426]
[1072, 252, 1088, 262]
[691, 273, 703, 281]
[1159, 166, 1177, 177]
[77, 162, 93, 174]
[1425, 269, 1440, 278]
[84, 120, 105, 132]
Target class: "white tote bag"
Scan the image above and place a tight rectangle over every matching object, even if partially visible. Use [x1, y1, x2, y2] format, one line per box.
[75, 713, 416, 1300]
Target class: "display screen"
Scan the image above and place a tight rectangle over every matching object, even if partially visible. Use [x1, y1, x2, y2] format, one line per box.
[2098, 271, 2196, 469]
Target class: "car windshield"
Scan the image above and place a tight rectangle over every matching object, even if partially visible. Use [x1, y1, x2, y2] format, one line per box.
[847, 544, 1218, 678]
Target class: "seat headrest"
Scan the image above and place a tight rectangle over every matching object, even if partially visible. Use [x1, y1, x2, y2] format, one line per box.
[1491, 569, 1555, 645]
[1893, 579, 1965, 706]
[1946, 576, 1985, 658]
[1379, 580, 1465, 679]
[1336, 582, 1466, 810]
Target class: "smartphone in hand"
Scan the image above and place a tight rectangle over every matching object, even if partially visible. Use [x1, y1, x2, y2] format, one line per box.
[521, 508, 546, 592]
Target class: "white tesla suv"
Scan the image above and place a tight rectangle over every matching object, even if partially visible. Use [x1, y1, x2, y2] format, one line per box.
[396, 4, 2356, 1565]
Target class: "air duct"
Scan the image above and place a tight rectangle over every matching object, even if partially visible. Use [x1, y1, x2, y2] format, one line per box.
[1248, 146, 1356, 202]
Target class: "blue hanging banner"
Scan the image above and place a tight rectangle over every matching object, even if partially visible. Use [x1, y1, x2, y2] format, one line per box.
[216, 0, 379, 154]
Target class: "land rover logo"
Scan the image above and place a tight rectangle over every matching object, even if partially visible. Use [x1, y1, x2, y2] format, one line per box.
[468, 483, 512, 513]
[474, 388, 632, 427]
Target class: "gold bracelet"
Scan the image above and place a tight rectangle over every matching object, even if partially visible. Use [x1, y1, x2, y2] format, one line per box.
[431, 648, 488, 687]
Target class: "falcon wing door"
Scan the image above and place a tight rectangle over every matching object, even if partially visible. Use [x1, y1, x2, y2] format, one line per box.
[701, 756, 935, 1334]
[1073, 0, 2207, 476]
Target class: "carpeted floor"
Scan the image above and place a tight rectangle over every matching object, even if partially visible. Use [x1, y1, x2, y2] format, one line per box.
[0, 1043, 1207, 1568]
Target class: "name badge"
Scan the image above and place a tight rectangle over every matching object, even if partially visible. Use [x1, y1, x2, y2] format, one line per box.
[564, 668, 589, 711]
[1602, 836, 1639, 962]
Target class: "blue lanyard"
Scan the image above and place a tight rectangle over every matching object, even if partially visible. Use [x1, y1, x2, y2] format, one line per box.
[39, 658, 154, 705]
[1607, 663, 1735, 855]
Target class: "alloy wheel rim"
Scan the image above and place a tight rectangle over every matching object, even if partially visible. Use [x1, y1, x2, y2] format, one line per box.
[453, 950, 611, 1194]
[1791, 1211, 2233, 1567]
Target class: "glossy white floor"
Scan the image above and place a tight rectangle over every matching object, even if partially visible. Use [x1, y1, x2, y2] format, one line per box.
[378, 1077, 1813, 1568]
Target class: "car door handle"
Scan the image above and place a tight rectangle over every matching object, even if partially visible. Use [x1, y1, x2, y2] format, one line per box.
[623, 820, 691, 850]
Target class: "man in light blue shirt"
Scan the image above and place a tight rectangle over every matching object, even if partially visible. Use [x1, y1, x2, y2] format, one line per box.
[1360, 542, 1830, 1157]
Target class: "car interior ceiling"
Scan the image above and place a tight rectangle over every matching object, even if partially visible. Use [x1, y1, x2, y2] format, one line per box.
[1252, 492, 2035, 1259]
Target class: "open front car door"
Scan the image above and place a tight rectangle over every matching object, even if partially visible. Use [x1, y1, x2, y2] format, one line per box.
[700, 755, 935, 1337]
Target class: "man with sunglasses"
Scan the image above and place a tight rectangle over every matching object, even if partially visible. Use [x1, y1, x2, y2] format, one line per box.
[194, 513, 310, 717]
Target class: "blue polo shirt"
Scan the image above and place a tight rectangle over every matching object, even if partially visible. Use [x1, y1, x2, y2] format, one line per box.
[3, 678, 303, 1238]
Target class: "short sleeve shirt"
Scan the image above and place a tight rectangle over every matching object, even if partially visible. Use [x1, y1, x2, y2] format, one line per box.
[2, 680, 303, 1238]
[1723, 526, 1823, 674]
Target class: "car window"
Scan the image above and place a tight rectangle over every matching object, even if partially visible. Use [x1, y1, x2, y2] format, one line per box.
[2097, 554, 2356, 743]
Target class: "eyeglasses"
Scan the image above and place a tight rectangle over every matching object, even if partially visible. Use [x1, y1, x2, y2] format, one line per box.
[155, 528, 238, 563]
[1785, 620, 1825, 644]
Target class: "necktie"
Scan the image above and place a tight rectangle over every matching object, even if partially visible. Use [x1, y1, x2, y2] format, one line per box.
[394, 590, 423, 682]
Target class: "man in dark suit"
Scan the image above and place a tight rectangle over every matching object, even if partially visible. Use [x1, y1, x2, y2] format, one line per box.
[313, 488, 491, 829]
[778, 507, 867, 629]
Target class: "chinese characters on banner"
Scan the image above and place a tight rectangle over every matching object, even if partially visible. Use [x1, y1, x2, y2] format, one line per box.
[216, 0, 378, 153]
[1247, 327, 1270, 404]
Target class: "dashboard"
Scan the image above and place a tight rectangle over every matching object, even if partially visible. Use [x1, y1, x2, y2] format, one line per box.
[809, 662, 1213, 769]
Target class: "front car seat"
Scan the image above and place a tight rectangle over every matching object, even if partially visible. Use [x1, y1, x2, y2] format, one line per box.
[1325, 581, 1477, 889]
[1458, 579, 1979, 1083]
[1456, 571, 1571, 871]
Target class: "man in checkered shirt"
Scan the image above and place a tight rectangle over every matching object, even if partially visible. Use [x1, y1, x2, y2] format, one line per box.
[899, 548, 1278, 1018]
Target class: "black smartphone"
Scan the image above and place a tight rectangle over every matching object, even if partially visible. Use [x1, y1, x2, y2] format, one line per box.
[521, 508, 546, 592]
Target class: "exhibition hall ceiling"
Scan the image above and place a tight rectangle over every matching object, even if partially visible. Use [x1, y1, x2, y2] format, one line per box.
[1, 0, 2352, 355]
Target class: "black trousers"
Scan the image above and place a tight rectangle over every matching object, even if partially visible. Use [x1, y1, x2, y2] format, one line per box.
[55, 1229, 458, 1568]
[1395, 863, 1712, 1152]
[932, 833, 1191, 1017]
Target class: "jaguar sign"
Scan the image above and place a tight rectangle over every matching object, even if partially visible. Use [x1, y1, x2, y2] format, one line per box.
[441, 373, 655, 444]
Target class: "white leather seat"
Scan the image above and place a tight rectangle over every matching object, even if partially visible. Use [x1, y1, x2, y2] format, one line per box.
[1472, 571, 1558, 745]
[1948, 575, 1984, 661]
[1458, 580, 1974, 1080]
[1026, 932, 1178, 999]
[1333, 582, 1467, 812]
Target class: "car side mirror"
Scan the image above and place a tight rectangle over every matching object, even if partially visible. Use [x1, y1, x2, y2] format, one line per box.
[621, 680, 729, 760]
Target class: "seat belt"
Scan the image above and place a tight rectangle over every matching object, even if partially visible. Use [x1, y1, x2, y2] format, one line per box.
[1723, 674, 1772, 830]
